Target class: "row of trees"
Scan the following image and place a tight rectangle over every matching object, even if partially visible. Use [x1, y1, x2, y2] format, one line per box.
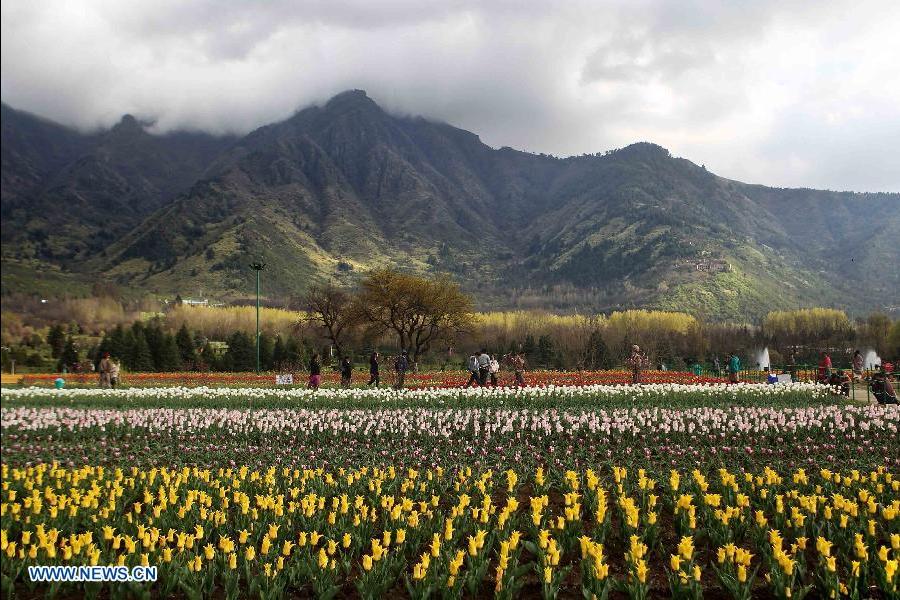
[762, 308, 894, 359]
[3, 270, 897, 373]
[87, 323, 315, 373]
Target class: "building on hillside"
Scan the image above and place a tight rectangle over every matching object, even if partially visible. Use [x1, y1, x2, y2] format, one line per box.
[182, 298, 209, 307]
[695, 259, 731, 273]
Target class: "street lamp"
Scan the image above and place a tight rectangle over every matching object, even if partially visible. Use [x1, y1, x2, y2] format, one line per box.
[249, 262, 266, 373]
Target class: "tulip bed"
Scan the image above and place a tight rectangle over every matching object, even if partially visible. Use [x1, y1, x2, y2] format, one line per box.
[1, 383, 898, 597]
[0, 381, 838, 409]
[17, 369, 727, 389]
[0, 464, 898, 599]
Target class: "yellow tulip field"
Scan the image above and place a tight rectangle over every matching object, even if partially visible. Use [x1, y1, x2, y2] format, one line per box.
[1, 383, 898, 598]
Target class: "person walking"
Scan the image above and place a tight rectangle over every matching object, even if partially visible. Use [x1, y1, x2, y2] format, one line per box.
[489, 354, 500, 387]
[340, 355, 353, 388]
[308, 353, 322, 390]
[98, 352, 112, 388]
[852, 350, 864, 381]
[110, 359, 120, 388]
[728, 352, 741, 384]
[504, 353, 526, 387]
[477, 349, 491, 386]
[464, 353, 480, 387]
[713, 355, 721, 377]
[817, 352, 832, 383]
[394, 350, 409, 390]
[626, 345, 649, 384]
[367, 351, 380, 387]
[513, 353, 527, 387]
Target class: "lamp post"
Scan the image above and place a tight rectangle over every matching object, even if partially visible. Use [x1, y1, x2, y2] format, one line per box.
[249, 262, 266, 373]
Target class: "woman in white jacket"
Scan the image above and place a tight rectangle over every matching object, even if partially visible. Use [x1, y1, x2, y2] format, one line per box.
[489, 355, 500, 387]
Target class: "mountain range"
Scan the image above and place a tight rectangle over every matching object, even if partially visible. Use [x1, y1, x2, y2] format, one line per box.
[2, 90, 898, 320]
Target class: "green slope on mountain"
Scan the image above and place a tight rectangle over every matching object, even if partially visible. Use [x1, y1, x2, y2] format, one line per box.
[1, 91, 897, 319]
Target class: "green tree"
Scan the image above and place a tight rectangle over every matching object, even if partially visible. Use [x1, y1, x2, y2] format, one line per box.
[93, 334, 112, 368]
[283, 336, 305, 369]
[537, 335, 556, 368]
[60, 336, 79, 369]
[157, 334, 183, 371]
[143, 322, 166, 371]
[199, 343, 221, 371]
[272, 335, 285, 369]
[108, 325, 128, 360]
[522, 334, 537, 362]
[175, 324, 197, 366]
[583, 330, 612, 369]
[47, 325, 66, 359]
[127, 331, 155, 372]
[224, 331, 255, 372]
[259, 332, 275, 371]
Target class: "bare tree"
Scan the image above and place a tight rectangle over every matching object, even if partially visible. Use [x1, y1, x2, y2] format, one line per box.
[303, 284, 360, 359]
[356, 270, 473, 362]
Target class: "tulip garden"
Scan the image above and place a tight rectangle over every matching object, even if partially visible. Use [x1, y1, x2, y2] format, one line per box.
[16, 369, 732, 388]
[1, 382, 898, 598]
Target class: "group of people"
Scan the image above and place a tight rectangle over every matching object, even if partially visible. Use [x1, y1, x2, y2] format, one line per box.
[96, 352, 121, 388]
[629, 345, 744, 384]
[302, 345, 897, 403]
[827, 350, 897, 404]
[463, 350, 528, 388]
[308, 350, 410, 391]
[817, 351, 852, 395]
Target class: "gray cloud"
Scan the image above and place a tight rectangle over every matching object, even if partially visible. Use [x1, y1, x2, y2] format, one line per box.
[2, 0, 898, 191]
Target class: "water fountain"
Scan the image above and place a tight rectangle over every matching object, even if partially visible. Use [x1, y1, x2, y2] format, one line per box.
[755, 347, 771, 371]
[863, 349, 882, 369]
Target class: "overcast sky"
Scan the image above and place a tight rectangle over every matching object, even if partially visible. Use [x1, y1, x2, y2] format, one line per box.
[3, 0, 899, 192]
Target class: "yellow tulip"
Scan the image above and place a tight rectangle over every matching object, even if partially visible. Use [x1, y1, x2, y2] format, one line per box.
[636, 560, 648, 583]
[678, 536, 694, 560]
[884, 559, 897, 581]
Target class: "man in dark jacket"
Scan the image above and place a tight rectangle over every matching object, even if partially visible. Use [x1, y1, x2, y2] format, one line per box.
[340, 356, 353, 388]
[394, 350, 409, 390]
[464, 353, 480, 387]
[477, 349, 491, 386]
[368, 352, 380, 387]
